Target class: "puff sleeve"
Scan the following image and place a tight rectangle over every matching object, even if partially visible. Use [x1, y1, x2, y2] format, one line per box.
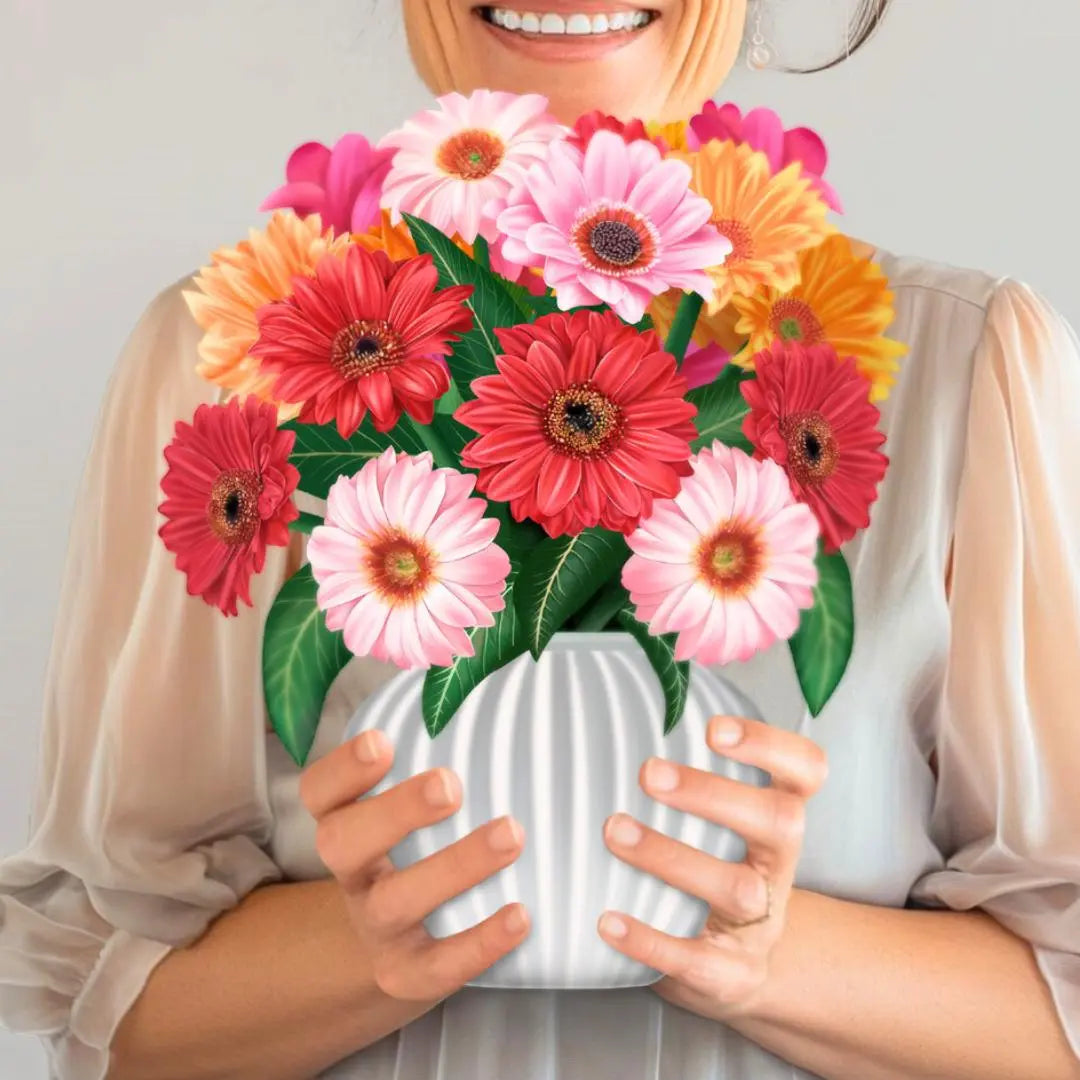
[908, 279, 1080, 1059]
[0, 280, 301, 1079]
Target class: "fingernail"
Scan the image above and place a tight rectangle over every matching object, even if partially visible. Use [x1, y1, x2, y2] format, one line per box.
[355, 730, 386, 764]
[504, 903, 528, 934]
[424, 769, 458, 808]
[608, 815, 643, 847]
[489, 816, 524, 852]
[644, 758, 680, 792]
[599, 912, 629, 939]
[710, 716, 743, 748]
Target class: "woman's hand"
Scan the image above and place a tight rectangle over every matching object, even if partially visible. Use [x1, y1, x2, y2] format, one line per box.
[598, 714, 828, 1021]
[299, 728, 531, 1004]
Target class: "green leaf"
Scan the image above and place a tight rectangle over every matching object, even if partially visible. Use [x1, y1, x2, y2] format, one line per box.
[514, 527, 629, 659]
[404, 213, 525, 393]
[263, 565, 352, 767]
[283, 417, 427, 500]
[616, 606, 692, 733]
[687, 363, 756, 454]
[789, 545, 854, 716]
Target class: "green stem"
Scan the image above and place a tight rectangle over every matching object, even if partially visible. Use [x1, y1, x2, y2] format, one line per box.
[435, 377, 465, 417]
[473, 235, 490, 272]
[405, 415, 457, 469]
[289, 511, 323, 535]
[575, 578, 630, 632]
[664, 291, 704, 366]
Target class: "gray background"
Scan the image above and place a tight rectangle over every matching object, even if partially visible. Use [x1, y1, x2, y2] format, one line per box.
[2, 1, 1077, 1074]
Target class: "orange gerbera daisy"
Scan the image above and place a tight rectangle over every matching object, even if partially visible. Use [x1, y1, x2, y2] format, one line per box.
[674, 141, 834, 313]
[732, 234, 908, 402]
[647, 289, 745, 354]
[183, 211, 349, 420]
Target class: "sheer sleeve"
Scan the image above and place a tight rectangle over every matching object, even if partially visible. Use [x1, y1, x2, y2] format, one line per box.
[909, 279, 1080, 1059]
[0, 280, 303, 1079]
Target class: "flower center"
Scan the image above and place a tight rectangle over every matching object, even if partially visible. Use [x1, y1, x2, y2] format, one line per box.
[331, 319, 404, 379]
[543, 383, 624, 458]
[208, 468, 263, 546]
[696, 520, 765, 597]
[436, 128, 506, 180]
[779, 411, 839, 486]
[712, 218, 755, 264]
[769, 297, 825, 344]
[366, 530, 433, 604]
[571, 201, 659, 277]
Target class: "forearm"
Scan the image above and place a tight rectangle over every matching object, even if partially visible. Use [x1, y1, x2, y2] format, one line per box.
[729, 888, 1080, 1080]
[108, 878, 430, 1080]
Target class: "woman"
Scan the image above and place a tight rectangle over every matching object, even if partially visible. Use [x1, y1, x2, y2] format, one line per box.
[2, 1, 1078, 1077]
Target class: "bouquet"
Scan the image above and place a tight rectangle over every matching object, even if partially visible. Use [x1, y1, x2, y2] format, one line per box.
[161, 92, 905, 767]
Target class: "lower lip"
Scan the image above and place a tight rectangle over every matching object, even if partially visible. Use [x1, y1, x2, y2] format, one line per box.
[474, 11, 658, 60]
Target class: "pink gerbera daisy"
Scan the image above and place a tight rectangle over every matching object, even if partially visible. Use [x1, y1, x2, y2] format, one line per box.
[741, 339, 889, 552]
[158, 396, 300, 616]
[455, 310, 698, 538]
[306, 449, 511, 669]
[249, 245, 473, 439]
[623, 442, 820, 666]
[487, 130, 732, 324]
[379, 90, 565, 244]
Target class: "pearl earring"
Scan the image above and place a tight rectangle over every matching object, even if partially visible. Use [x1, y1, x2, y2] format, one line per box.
[746, 0, 774, 70]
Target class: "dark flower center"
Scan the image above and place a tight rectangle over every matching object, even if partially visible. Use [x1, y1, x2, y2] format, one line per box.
[436, 128, 506, 180]
[564, 401, 598, 433]
[712, 217, 754, 263]
[588, 220, 642, 267]
[208, 468, 263, 546]
[331, 319, 404, 379]
[353, 335, 381, 358]
[697, 521, 765, 597]
[543, 383, 623, 458]
[769, 298, 825, 345]
[570, 202, 658, 277]
[779, 411, 839, 486]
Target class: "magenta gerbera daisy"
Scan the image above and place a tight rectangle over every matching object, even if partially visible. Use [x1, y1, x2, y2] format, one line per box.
[378, 90, 565, 245]
[623, 442, 820, 666]
[249, 245, 473, 439]
[741, 339, 889, 552]
[306, 449, 511, 669]
[158, 396, 300, 616]
[487, 130, 732, 324]
[454, 310, 698, 538]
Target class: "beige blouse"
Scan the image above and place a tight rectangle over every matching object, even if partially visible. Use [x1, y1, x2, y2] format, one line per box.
[0, 257, 1078, 1079]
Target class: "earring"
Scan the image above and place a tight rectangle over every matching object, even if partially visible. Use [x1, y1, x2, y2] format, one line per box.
[746, 0, 774, 70]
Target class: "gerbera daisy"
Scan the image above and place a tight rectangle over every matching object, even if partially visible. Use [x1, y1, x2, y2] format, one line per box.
[182, 211, 350, 421]
[379, 89, 565, 244]
[567, 110, 659, 152]
[454, 310, 698, 538]
[488, 131, 732, 325]
[623, 441, 820, 666]
[688, 102, 843, 213]
[741, 339, 889, 552]
[158, 396, 300, 617]
[674, 140, 834, 313]
[260, 134, 394, 236]
[306, 449, 510, 669]
[249, 245, 473, 439]
[731, 233, 907, 402]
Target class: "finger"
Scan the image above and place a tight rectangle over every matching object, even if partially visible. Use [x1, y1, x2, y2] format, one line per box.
[374, 903, 531, 1001]
[705, 715, 829, 798]
[363, 816, 525, 936]
[639, 758, 806, 869]
[603, 814, 771, 927]
[299, 729, 394, 818]
[596, 910, 761, 1003]
[315, 767, 462, 890]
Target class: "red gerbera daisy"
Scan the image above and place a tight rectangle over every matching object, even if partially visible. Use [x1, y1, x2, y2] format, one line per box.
[741, 339, 889, 552]
[455, 310, 698, 538]
[249, 244, 473, 439]
[158, 395, 301, 616]
[567, 110, 663, 152]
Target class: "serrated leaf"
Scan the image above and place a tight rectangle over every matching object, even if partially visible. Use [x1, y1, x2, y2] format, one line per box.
[616, 607, 692, 733]
[263, 565, 352, 766]
[282, 417, 427, 499]
[404, 214, 525, 393]
[514, 527, 629, 659]
[789, 545, 854, 716]
[687, 363, 756, 454]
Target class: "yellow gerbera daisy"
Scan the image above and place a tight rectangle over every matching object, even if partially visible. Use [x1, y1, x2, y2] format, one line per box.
[183, 211, 349, 420]
[647, 289, 745, 354]
[646, 119, 690, 153]
[732, 233, 908, 402]
[674, 141, 835, 313]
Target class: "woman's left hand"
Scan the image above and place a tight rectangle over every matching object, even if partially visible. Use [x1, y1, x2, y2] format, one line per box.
[598, 714, 829, 1021]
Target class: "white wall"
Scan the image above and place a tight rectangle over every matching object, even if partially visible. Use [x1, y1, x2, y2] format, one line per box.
[2, 1, 1077, 1074]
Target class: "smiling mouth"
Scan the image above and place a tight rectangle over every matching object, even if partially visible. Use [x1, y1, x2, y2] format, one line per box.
[475, 7, 659, 35]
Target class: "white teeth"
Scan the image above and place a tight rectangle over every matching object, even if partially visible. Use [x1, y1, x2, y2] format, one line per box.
[485, 8, 653, 35]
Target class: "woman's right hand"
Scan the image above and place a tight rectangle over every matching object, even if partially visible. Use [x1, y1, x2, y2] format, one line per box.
[299, 727, 530, 1003]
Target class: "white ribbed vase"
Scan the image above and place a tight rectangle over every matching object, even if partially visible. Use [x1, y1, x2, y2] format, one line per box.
[342, 631, 767, 990]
